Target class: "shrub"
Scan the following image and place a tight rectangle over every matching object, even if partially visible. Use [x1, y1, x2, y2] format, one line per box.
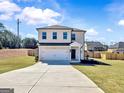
[0, 41, 2, 49]
[35, 56, 39, 62]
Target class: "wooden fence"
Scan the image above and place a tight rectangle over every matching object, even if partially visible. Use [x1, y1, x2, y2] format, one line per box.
[85, 51, 124, 60]
[0, 49, 38, 58]
[28, 48, 38, 56]
[85, 51, 101, 58]
[101, 53, 124, 60]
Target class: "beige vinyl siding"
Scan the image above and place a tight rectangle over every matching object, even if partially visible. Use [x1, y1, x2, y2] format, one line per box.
[72, 32, 85, 44]
[71, 31, 85, 60]
[38, 29, 71, 43]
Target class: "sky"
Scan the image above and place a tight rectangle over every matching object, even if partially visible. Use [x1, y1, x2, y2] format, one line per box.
[0, 0, 124, 45]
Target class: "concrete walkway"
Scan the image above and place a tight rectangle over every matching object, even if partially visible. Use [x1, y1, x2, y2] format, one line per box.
[0, 61, 104, 93]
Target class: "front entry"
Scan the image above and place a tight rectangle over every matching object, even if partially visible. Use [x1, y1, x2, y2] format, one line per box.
[71, 49, 76, 59]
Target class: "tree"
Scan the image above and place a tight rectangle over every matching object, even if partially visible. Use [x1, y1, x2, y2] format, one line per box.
[0, 22, 21, 49]
[0, 41, 2, 49]
[0, 30, 21, 48]
[0, 23, 6, 32]
[22, 38, 37, 49]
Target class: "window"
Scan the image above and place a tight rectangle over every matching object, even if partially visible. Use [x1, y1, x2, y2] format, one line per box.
[53, 32, 57, 39]
[71, 33, 75, 40]
[42, 32, 46, 39]
[63, 32, 67, 39]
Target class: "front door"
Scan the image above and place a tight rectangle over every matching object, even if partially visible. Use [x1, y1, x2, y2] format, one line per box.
[71, 49, 76, 59]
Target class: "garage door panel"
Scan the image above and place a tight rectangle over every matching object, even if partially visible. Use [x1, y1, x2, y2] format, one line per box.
[40, 47, 70, 60]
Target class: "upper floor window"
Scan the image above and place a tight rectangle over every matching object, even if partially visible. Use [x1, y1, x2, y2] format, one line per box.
[63, 32, 67, 39]
[42, 32, 46, 39]
[53, 32, 57, 39]
[71, 33, 76, 40]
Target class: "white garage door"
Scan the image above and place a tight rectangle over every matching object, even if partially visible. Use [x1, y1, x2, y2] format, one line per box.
[39, 47, 70, 60]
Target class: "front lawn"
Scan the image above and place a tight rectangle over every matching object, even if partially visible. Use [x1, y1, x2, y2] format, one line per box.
[73, 59, 124, 93]
[0, 56, 35, 74]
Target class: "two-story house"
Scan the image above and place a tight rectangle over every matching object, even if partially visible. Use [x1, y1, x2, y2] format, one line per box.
[36, 25, 86, 63]
[85, 41, 108, 51]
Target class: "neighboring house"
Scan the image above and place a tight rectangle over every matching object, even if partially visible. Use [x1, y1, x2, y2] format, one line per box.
[85, 41, 108, 51]
[108, 42, 124, 54]
[36, 25, 86, 63]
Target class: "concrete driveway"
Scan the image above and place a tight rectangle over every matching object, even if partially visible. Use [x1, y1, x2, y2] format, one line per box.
[0, 61, 104, 93]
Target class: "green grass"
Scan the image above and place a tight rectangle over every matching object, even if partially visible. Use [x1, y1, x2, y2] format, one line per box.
[73, 59, 124, 93]
[0, 56, 35, 74]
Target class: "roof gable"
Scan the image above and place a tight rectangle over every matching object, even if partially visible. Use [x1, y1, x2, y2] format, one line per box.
[70, 42, 82, 47]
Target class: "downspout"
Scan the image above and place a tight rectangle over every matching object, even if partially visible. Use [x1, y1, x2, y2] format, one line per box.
[80, 45, 83, 62]
[70, 29, 73, 62]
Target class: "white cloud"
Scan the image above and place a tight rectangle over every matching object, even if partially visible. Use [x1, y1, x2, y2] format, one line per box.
[0, 1, 21, 20]
[17, 0, 30, 2]
[86, 36, 106, 42]
[16, 7, 61, 25]
[85, 28, 101, 41]
[86, 28, 98, 36]
[26, 33, 36, 38]
[105, 0, 124, 22]
[0, 0, 11, 1]
[119, 37, 124, 41]
[0, 1, 62, 25]
[107, 28, 113, 32]
[49, 0, 61, 10]
[0, 14, 12, 20]
[17, 0, 42, 2]
[106, 2, 124, 17]
[118, 19, 124, 26]
[98, 37, 105, 41]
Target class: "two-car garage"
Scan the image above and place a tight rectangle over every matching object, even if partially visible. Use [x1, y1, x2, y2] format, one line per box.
[39, 46, 70, 61]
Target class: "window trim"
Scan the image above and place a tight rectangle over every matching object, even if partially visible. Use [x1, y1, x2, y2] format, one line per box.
[63, 32, 68, 39]
[52, 32, 57, 39]
[42, 32, 47, 39]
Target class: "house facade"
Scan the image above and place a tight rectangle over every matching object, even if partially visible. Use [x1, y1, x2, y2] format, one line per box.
[85, 41, 108, 51]
[108, 42, 124, 54]
[36, 25, 86, 63]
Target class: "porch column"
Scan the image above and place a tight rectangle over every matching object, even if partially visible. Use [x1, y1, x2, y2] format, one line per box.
[78, 46, 81, 62]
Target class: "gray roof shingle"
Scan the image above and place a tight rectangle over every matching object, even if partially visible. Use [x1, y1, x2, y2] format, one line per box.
[36, 25, 86, 32]
[86, 41, 104, 47]
[110, 42, 124, 49]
